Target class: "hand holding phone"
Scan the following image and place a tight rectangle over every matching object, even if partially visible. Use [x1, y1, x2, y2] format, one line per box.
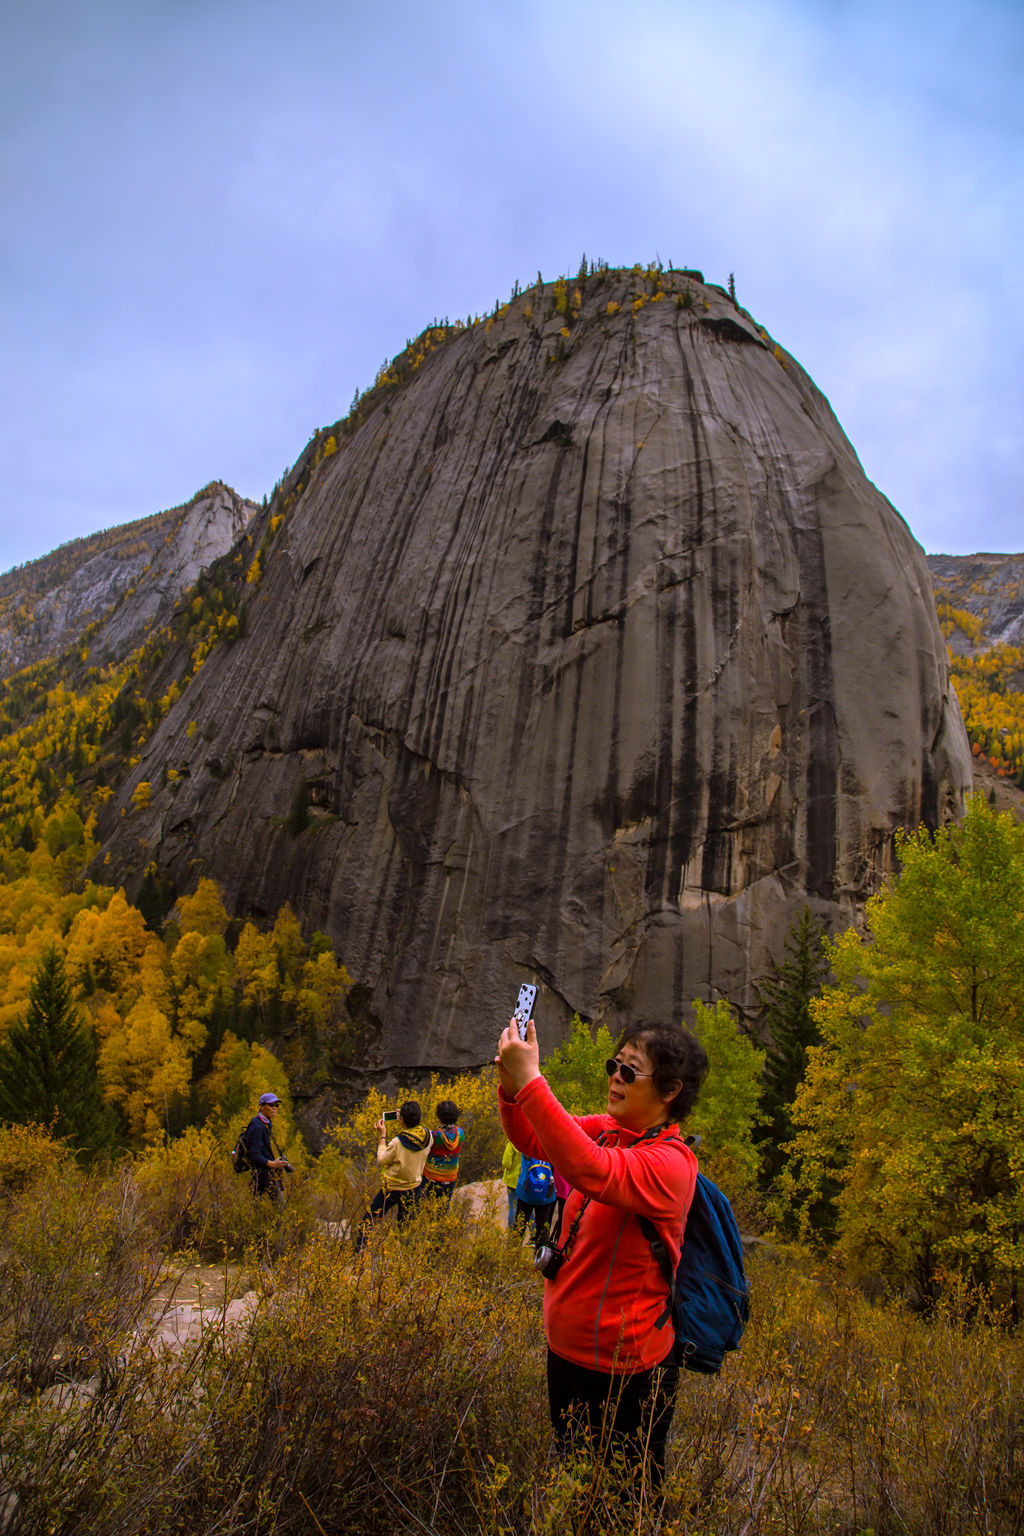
[496, 984, 542, 1096]
[512, 983, 537, 1041]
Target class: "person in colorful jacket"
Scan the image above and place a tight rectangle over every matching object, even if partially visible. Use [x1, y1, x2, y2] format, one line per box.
[419, 1099, 464, 1202]
[497, 1012, 707, 1494]
[354, 1100, 432, 1249]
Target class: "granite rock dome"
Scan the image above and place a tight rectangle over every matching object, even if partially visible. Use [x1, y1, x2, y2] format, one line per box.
[100, 268, 972, 1070]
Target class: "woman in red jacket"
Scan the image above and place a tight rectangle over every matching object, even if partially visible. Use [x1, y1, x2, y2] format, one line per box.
[497, 1012, 707, 1492]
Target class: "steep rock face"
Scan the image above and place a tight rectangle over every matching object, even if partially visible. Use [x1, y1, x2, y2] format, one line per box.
[101, 272, 972, 1069]
[0, 484, 255, 675]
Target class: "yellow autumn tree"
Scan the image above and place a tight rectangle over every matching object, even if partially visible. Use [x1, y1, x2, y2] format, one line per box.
[176, 877, 231, 937]
[234, 921, 278, 1022]
[200, 1033, 300, 1159]
[169, 929, 234, 1056]
[98, 994, 192, 1143]
[296, 948, 351, 1029]
[65, 889, 159, 1009]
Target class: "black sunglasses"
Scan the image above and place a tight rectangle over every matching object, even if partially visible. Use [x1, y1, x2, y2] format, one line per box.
[605, 1058, 654, 1086]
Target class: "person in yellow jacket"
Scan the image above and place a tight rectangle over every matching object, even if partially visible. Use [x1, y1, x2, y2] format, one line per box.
[355, 1101, 432, 1249]
[501, 1138, 522, 1229]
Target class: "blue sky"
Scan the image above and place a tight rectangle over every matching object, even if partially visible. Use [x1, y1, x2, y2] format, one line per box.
[0, 0, 1020, 571]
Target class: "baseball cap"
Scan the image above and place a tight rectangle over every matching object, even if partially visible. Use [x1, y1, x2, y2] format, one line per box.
[259, 1092, 281, 1106]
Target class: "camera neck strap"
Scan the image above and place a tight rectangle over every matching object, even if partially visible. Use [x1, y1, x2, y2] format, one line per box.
[557, 1123, 670, 1262]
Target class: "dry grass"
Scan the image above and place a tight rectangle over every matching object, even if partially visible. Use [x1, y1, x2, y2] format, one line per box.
[0, 1137, 1022, 1535]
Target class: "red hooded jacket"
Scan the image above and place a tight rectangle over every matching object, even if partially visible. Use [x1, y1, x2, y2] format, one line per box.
[499, 1076, 697, 1373]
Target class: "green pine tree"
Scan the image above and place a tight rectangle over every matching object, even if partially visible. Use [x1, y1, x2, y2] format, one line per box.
[0, 946, 117, 1159]
[754, 908, 830, 1186]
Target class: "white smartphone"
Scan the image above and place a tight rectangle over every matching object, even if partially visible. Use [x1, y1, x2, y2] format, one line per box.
[512, 983, 537, 1041]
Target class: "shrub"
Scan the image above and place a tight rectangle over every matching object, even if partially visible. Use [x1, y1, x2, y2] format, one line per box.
[0, 1120, 71, 1196]
[3, 1199, 1024, 1534]
[0, 1159, 161, 1390]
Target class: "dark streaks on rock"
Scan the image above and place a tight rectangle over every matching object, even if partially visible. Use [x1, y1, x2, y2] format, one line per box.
[96, 271, 972, 1067]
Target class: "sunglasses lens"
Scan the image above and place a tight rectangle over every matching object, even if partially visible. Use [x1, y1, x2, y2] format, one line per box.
[605, 1059, 636, 1085]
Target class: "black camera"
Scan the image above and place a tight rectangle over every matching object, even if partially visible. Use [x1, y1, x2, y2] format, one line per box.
[533, 1243, 565, 1279]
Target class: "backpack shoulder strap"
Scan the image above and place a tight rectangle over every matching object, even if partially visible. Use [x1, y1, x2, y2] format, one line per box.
[637, 1214, 677, 1330]
[634, 1130, 693, 1329]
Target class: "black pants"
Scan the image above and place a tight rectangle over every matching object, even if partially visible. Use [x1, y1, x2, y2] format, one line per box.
[251, 1168, 283, 1202]
[354, 1187, 417, 1250]
[417, 1178, 454, 1203]
[546, 1346, 679, 1493]
[515, 1198, 556, 1243]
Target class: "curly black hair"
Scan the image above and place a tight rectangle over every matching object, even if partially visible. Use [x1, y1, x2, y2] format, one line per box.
[435, 1099, 460, 1126]
[614, 1020, 708, 1122]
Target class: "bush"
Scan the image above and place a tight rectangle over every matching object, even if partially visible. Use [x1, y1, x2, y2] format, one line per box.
[3, 1195, 1024, 1534]
[0, 1200, 550, 1534]
[0, 1120, 71, 1196]
[0, 1159, 161, 1391]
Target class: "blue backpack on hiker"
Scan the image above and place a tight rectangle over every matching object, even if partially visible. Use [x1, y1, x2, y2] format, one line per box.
[639, 1171, 750, 1374]
[521, 1157, 555, 1204]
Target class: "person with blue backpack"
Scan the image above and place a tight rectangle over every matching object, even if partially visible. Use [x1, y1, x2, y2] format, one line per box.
[498, 1009, 720, 1498]
[514, 1152, 557, 1243]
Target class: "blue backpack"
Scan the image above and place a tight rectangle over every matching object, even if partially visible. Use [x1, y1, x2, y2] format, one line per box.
[639, 1171, 750, 1374]
[521, 1157, 555, 1203]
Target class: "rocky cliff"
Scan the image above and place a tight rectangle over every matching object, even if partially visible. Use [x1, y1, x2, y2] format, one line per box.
[0, 483, 256, 677]
[96, 268, 972, 1069]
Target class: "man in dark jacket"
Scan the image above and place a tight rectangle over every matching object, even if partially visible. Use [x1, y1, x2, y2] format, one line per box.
[244, 1091, 290, 1198]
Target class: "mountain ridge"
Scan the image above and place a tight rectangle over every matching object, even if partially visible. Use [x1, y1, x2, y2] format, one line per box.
[0, 482, 258, 680]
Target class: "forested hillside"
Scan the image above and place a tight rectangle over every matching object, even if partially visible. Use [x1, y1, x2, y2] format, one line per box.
[0, 493, 355, 1151]
[929, 553, 1024, 798]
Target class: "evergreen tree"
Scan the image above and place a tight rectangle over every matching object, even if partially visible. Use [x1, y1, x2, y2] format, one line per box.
[0, 946, 116, 1159]
[137, 864, 176, 932]
[754, 908, 830, 1185]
